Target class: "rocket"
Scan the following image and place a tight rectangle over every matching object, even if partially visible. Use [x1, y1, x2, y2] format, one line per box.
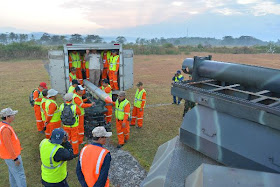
[83, 80, 113, 103]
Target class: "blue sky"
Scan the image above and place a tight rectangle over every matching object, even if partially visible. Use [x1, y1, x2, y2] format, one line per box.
[0, 0, 279, 41]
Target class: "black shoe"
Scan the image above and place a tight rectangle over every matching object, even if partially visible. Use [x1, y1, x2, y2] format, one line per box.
[172, 102, 176, 104]
[117, 144, 124, 148]
[177, 103, 180, 105]
[136, 126, 142, 129]
[130, 124, 135, 126]
[38, 130, 45, 134]
[124, 140, 128, 143]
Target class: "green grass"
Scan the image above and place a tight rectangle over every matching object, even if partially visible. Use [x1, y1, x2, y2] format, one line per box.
[0, 58, 183, 186]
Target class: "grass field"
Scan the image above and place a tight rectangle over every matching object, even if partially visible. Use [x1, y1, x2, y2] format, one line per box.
[1, 53, 280, 186]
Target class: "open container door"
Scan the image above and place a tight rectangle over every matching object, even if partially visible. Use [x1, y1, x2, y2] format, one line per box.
[122, 49, 134, 90]
[48, 50, 67, 94]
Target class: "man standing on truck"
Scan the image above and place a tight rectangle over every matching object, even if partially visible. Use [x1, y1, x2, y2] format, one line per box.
[114, 91, 130, 148]
[109, 50, 120, 90]
[89, 50, 101, 86]
[69, 51, 83, 84]
[45, 89, 61, 139]
[131, 82, 146, 128]
[101, 50, 111, 84]
[83, 49, 90, 81]
[100, 79, 113, 124]
[33, 82, 48, 133]
[69, 67, 77, 85]
[73, 85, 95, 144]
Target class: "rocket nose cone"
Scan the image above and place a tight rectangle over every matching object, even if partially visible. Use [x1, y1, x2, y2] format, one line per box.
[105, 96, 113, 103]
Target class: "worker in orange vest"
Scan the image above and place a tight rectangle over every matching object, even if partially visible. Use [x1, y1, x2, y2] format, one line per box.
[77, 126, 112, 187]
[101, 50, 111, 84]
[33, 82, 48, 133]
[69, 51, 83, 84]
[114, 91, 130, 148]
[73, 85, 95, 144]
[109, 50, 120, 90]
[100, 79, 113, 124]
[44, 89, 61, 139]
[83, 49, 90, 81]
[40, 89, 48, 129]
[0, 108, 27, 187]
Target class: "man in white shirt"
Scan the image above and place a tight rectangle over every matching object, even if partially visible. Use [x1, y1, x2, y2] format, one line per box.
[88, 50, 101, 86]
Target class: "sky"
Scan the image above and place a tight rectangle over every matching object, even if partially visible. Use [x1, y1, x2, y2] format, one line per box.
[0, 0, 279, 41]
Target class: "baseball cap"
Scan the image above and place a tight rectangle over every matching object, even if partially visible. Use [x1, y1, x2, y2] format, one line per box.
[0, 108, 18, 117]
[64, 93, 73, 101]
[72, 79, 79, 85]
[177, 70, 181, 74]
[92, 126, 112, 138]
[103, 79, 109, 84]
[47, 89, 58, 98]
[50, 128, 66, 144]
[75, 85, 85, 92]
[112, 49, 117, 53]
[39, 82, 47, 89]
[136, 82, 143, 87]
[118, 91, 126, 97]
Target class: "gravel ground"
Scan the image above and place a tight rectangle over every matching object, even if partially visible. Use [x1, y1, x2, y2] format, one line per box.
[104, 143, 147, 187]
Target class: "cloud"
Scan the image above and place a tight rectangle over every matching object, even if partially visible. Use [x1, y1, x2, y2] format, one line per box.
[252, 1, 280, 16]
[213, 8, 243, 15]
[172, 1, 184, 6]
[236, 0, 260, 5]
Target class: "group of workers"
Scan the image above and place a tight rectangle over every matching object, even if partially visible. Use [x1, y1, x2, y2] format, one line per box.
[69, 49, 120, 90]
[1, 75, 147, 186]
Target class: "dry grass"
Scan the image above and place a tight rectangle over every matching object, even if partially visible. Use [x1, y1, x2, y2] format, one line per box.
[1, 53, 280, 186]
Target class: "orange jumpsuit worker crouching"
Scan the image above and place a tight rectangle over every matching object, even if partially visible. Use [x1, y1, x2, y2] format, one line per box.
[73, 85, 95, 144]
[60, 93, 81, 155]
[109, 50, 119, 90]
[33, 82, 47, 133]
[114, 91, 130, 148]
[131, 81, 147, 128]
[44, 89, 61, 139]
[100, 79, 113, 123]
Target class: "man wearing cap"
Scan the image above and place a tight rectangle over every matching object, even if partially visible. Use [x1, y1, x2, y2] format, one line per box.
[68, 79, 79, 94]
[100, 79, 113, 124]
[114, 91, 130, 148]
[76, 126, 112, 187]
[73, 85, 95, 144]
[45, 89, 61, 139]
[88, 50, 101, 86]
[131, 82, 146, 128]
[0, 108, 27, 187]
[60, 93, 81, 155]
[172, 70, 184, 104]
[109, 50, 120, 90]
[40, 128, 75, 187]
[34, 82, 47, 133]
[40, 89, 49, 129]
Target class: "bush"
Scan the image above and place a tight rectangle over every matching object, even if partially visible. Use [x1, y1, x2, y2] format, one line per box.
[0, 43, 47, 60]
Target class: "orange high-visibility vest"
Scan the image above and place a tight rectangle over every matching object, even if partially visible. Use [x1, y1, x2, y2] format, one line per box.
[0, 122, 22, 159]
[80, 144, 110, 187]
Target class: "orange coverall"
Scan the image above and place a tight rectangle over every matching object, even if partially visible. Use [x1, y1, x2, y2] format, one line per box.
[131, 91, 146, 128]
[69, 53, 83, 84]
[33, 88, 44, 132]
[100, 86, 113, 123]
[101, 52, 110, 83]
[109, 56, 119, 90]
[45, 99, 61, 139]
[73, 95, 93, 143]
[114, 101, 130, 145]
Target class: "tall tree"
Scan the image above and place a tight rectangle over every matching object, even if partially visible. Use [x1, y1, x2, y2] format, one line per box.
[69, 34, 84, 43]
[0, 33, 8, 44]
[50, 35, 61, 45]
[40, 33, 51, 44]
[9, 32, 16, 43]
[116, 36, 127, 44]
[19, 34, 28, 43]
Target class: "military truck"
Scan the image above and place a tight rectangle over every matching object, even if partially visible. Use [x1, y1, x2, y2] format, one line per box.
[48, 43, 134, 98]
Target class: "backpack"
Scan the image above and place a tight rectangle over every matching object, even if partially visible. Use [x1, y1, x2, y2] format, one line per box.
[61, 104, 76, 126]
[29, 89, 39, 107]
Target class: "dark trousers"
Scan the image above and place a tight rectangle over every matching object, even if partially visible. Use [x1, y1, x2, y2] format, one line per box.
[173, 96, 182, 104]
[42, 178, 69, 187]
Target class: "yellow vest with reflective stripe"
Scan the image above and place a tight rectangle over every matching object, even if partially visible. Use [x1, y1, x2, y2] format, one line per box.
[40, 97, 47, 121]
[109, 55, 119, 71]
[175, 75, 184, 82]
[45, 99, 61, 123]
[68, 86, 75, 93]
[40, 139, 67, 183]
[73, 93, 85, 115]
[115, 99, 130, 120]
[83, 54, 89, 69]
[34, 90, 43, 105]
[59, 103, 79, 127]
[101, 85, 112, 99]
[70, 53, 81, 68]
[69, 73, 77, 81]
[134, 89, 146, 108]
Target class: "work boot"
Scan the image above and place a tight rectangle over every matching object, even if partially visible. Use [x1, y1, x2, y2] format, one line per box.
[172, 102, 176, 104]
[130, 124, 135, 126]
[116, 144, 124, 148]
[136, 126, 142, 129]
[38, 130, 45, 134]
[124, 139, 128, 143]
